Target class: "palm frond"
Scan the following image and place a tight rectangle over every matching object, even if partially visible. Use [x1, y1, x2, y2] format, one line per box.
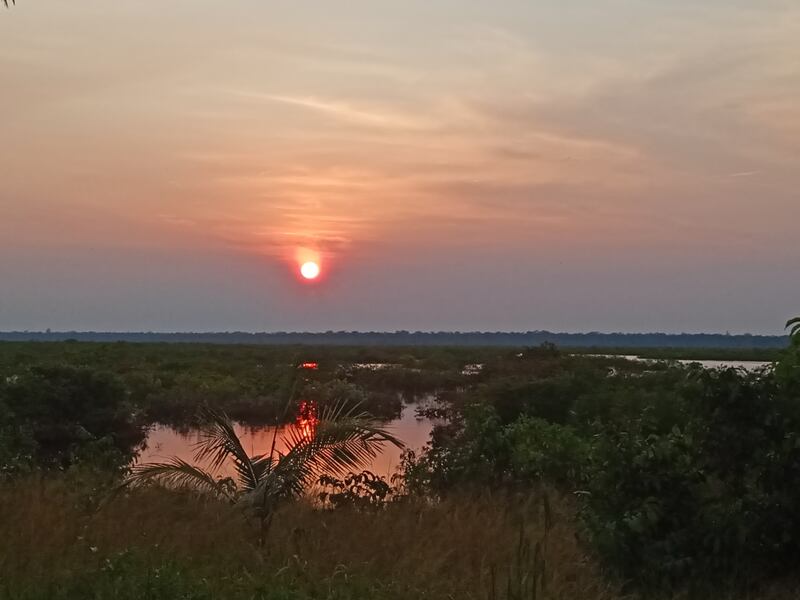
[122, 401, 403, 514]
[305, 417, 401, 473]
[787, 317, 800, 339]
[3, 1, 15, 8]
[241, 459, 302, 510]
[256, 402, 403, 501]
[250, 453, 276, 483]
[192, 407, 261, 491]
[122, 457, 233, 500]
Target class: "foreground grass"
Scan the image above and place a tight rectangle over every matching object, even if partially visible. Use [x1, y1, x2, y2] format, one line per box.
[0, 475, 618, 600]
[2, 475, 799, 599]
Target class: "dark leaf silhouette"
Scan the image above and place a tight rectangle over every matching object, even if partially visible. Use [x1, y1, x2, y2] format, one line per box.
[124, 404, 403, 515]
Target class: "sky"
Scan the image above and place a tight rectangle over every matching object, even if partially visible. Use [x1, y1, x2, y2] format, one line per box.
[1, 0, 798, 334]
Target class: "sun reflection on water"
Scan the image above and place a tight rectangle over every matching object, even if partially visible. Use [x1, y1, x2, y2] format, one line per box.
[295, 400, 319, 440]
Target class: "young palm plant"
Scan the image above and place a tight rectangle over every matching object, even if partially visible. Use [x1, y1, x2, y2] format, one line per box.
[124, 402, 402, 539]
[788, 317, 800, 342]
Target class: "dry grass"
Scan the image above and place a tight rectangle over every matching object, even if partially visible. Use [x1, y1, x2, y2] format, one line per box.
[0, 474, 619, 599]
[266, 491, 620, 599]
[3, 475, 798, 599]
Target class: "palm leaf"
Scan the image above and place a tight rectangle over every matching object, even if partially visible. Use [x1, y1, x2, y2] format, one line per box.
[192, 407, 261, 491]
[3, 1, 15, 8]
[123, 457, 233, 500]
[302, 417, 399, 475]
[787, 317, 800, 339]
[312, 402, 404, 472]
[122, 401, 403, 513]
[252, 401, 403, 503]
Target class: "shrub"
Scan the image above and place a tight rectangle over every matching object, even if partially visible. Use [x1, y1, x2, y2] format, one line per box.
[506, 417, 590, 488]
[0, 366, 143, 470]
[318, 470, 391, 510]
[582, 368, 800, 589]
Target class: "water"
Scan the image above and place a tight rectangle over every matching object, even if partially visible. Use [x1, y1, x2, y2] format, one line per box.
[137, 402, 435, 481]
[582, 354, 770, 372]
[674, 359, 770, 371]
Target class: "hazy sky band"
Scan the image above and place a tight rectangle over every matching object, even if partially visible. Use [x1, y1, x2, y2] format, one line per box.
[1, 1, 798, 333]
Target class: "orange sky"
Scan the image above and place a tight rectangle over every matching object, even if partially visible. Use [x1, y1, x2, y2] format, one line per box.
[1, 1, 798, 333]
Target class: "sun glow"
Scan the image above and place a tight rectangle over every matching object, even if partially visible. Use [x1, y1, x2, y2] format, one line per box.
[300, 261, 321, 280]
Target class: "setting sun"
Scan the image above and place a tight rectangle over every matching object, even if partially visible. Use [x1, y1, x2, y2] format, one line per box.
[300, 261, 321, 280]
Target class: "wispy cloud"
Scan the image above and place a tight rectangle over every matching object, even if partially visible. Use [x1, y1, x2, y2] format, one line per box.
[230, 91, 432, 130]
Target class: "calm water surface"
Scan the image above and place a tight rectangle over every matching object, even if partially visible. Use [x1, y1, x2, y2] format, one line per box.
[585, 354, 770, 371]
[674, 359, 770, 370]
[138, 402, 435, 480]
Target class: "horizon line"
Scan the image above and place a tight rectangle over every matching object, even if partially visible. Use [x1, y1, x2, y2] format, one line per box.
[0, 330, 788, 338]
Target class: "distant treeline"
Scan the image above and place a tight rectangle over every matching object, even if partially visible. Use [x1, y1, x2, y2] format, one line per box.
[0, 330, 789, 348]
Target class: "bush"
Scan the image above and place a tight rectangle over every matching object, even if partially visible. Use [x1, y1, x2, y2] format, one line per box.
[0, 366, 144, 471]
[582, 368, 800, 589]
[506, 417, 590, 488]
[582, 424, 705, 587]
[318, 470, 391, 510]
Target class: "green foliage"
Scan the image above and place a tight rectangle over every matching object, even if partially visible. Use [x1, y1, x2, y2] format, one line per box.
[506, 417, 590, 487]
[401, 340, 800, 592]
[775, 317, 800, 395]
[4, 551, 220, 600]
[402, 409, 591, 494]
[0, 547, 364, 599]
[3, 366, 132, 436]
[318, 470, 391, 510]
[485, 377, 579, 425]
[0, 365, 143, 471]
[581, 424, 705, 587]
[303, 379, 401, 420]
[0, 342, 474, 428]
[581, 368, 800, 589]
[400, 402, 509, 495]
[401, 362, 692, 496]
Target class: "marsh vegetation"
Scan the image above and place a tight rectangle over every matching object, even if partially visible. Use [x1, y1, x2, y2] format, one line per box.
[1, 324, 800, 599]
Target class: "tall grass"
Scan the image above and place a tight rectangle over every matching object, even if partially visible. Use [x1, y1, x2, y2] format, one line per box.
[2, 475, 799, 599]
[0, 474, 616, 599]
